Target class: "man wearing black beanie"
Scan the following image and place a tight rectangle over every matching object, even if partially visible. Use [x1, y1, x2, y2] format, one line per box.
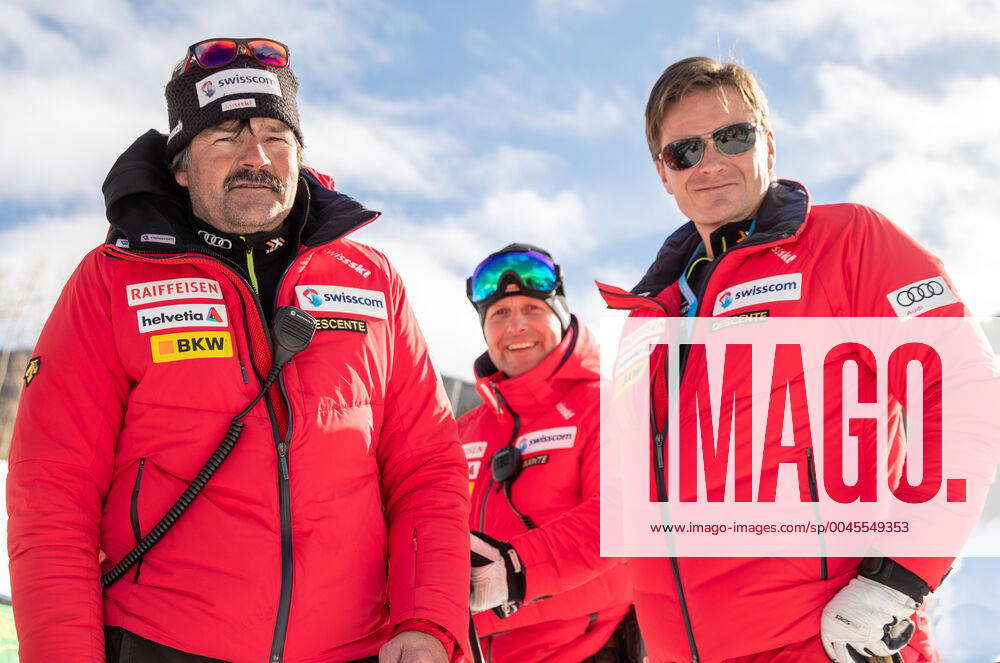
[8, 38, 469, 663]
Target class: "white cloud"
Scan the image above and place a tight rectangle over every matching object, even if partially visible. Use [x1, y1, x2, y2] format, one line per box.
[462, 28, 498, 61]
[590, 263, 643, 293]
[528, 86, 631, 134]
[694, 0, 1000, 62]
[462, 79, 634, 136]
[363, 187, 595, 268]
[847, 157, 1000, 316]
[1, 72, 162, 201]
[354, 185, 596, 376]
[455, 189, 593, 256]
[0, 1, 608, 376]
[0, 0, 423, 202]
[467, 146, 562, 191]
[355, 228, 483, 379]
[787, 66, 1000, 179]
[299, 113, 564, 203]
[300, 105, 461, 200]
[1, 0, 615, 220]
[3, 0, 415, 82]
[780, 65, 1000, 315]
[342, 78, 636, 138]
[929, 554, 1000, 661]
[0, 211, 105, 348]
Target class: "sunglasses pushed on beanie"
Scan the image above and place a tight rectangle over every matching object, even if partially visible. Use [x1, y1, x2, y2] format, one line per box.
[467, 243, 571, 332]
[164, 37, 303, 161]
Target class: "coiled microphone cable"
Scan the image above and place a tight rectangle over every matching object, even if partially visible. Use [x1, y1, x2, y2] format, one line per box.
[101, 306, 317, 589]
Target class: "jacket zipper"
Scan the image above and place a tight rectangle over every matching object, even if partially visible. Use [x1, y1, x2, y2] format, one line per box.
[266, 262, 304, 663]
[477, 386, 502, 530]
[411, 528, 418, 593]
[268, 386, 294, 663]
[267, 224, 362, 660]
[479, 384, 513, 531]
[244, 241, 260, 293]
[805, 448, 828, 580]
[678, 235, 803, 661]
[666, 242, 754, 663]
[599, 284, 702, 661]
[604, 233, 800, 663]
[129, 458, 147, 583]
[598, 287, 673, 504]
[107, 246, 297, 662]
[107, 201, 380, 660]
[687, 235, 828, 581]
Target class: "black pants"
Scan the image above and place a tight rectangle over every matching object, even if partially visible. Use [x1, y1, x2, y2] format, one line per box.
[105, 627, 379, 663]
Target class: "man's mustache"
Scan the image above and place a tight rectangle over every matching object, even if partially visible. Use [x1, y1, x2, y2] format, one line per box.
[224, 169, 285, 194]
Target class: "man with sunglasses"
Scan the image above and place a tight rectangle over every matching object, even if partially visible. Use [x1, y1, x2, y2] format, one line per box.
[597, 57, 968, 663]
[8, 38, 468, 663]
[460, 244, 635, 663]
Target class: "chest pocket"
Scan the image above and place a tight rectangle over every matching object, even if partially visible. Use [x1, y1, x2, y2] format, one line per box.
[120, 284, 250, 415]
[510, 426, 582, 509]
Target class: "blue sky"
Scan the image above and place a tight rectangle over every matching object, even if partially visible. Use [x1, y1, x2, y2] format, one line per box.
[1, 1, 999, 659]
[4, 0, 1000, 377]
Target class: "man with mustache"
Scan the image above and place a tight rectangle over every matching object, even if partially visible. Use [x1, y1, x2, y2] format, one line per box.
[8, 38, 468, 663]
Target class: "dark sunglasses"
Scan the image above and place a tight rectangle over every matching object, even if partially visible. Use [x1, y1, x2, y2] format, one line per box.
[658, 122, 761, 171]
[175, 38, 289, 76]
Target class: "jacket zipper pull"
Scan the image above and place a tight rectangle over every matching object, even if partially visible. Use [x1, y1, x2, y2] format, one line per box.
[805, 447, 818, 502]
[491, 383, 504, 416]
[243, 239, 260, 294]
[278, 442, 289, 480]
[654, 432, 666, 470]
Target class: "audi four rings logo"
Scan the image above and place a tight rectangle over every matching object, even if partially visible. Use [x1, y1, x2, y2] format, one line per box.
[895, 280, 945, 307]
[198, 230, 233, 250]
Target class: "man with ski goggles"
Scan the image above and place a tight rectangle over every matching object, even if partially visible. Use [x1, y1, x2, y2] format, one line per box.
[597, 57, 970, 663]
[461, 244, 638, 663]
[8, 37, 469, 663]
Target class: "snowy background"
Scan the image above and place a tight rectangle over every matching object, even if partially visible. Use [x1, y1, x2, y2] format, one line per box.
[1, 1, 999, 660]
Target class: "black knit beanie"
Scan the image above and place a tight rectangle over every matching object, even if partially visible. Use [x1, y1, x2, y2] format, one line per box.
[164, 46, 302, 161]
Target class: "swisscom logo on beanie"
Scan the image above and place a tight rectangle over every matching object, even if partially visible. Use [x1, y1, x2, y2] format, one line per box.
[164, 46, 302, 161]
[194, 68, 282, 107]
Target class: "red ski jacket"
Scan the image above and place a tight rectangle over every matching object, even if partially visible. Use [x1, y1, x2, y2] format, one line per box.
[597, 180, 966, 663]
[7, 139, 469, 663]
[459, 320, 632, 663]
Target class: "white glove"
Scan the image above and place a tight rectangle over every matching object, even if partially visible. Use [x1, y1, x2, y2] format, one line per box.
[821, 576, 917, 663]
[469, 531, 525, 616]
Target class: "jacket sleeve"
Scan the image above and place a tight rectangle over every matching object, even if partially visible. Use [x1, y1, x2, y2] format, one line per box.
[7, 248, 128, 662]
[507, 401, 622, 601]
[374, 258, 470, 662]
[845, 206, 991, 588]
